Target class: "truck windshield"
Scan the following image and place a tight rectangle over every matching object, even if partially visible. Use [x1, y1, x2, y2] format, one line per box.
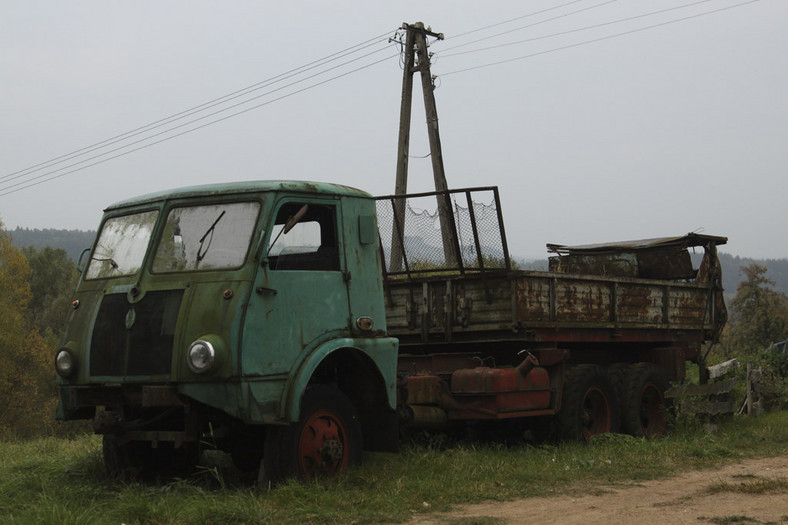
[152, 201, 260, 273]
[85, 210, 159, 280]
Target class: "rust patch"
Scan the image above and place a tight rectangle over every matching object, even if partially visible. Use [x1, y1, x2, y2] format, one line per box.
[404, 375, 443, 405]
[669, 289, 707, 324]
[555, 283, 609, 322]
[618, 285, 661, 323]
[450, 366, 550, 394]
[515, 279, 550, 320]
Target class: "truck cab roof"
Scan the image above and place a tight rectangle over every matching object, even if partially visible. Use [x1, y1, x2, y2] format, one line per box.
[104, 180, 372, 211]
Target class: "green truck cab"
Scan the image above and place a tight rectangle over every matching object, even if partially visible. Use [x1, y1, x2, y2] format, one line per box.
[56, 181, 398, 481]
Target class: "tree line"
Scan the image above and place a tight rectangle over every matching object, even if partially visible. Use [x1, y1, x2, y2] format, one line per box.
[9, 227, 95, 263]
[0, 223, 82, 438]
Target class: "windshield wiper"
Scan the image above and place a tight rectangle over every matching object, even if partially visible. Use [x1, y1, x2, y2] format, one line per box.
[91, 254, 119, 270]
[196, 210, 226, 263]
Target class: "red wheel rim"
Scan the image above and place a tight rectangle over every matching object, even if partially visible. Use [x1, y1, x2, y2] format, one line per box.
[639, 382, 666, 439]
[297, 410, 350, 477]
[581, 387, 611, 441]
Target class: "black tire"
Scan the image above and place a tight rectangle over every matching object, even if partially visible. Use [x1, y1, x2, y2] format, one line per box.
[230, 429, 264, 473]
[620, 363, 669, 439]
[231, 447, 263, 473]
[528, 416, 555, 443]
[607, 362, 630, 399]
[259, 385, 363, 488]
[556, 364, 620, 442]
[102, 435, 131, 476]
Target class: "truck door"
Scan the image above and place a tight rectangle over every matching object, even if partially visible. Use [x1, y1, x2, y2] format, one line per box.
[243, 199, 351, 378]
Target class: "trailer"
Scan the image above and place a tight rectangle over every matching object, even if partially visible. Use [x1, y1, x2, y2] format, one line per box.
[54, 181, 726, 484]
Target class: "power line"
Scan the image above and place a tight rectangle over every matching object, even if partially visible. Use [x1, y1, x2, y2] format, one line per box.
[448, 0, 589, 40]
[0, 52, 398, 197]
[442, 0, 619, 53]
[12, 3, 669, 195]
[0, 30, 396, 187]
[0, 1, 765, 196]
[0, 42, 396, 194]
[439, 0, 761, 77]
[439, 0, 718, 58]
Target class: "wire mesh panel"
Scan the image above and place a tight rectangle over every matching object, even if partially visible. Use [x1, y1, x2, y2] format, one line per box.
[375, 187, 510, 276]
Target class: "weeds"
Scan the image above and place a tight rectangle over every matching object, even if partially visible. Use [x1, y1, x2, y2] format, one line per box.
[433, 518, 505, 525]
[700, 516, 759, 524]
[1, 411, 787, 524]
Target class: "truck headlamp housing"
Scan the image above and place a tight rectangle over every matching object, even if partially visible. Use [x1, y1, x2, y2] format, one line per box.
[55, 349, 76, 378]
[187, 340, 216, 374]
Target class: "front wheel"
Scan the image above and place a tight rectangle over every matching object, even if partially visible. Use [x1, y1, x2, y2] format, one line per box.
[556, 365, 620, 442]
[259, 385, 362, 487]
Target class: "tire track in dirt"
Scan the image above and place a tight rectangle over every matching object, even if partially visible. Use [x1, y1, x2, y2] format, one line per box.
[410, 456, 788, 524]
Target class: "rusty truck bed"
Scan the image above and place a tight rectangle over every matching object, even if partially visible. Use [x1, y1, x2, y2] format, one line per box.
[376, 188, 726, 367]
[385, 266, 723, 349]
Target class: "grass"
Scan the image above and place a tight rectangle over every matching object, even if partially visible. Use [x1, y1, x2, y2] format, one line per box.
[707, 476, 788, 495]
[700, 516, 760, 524]
[1, 410, 788, 524]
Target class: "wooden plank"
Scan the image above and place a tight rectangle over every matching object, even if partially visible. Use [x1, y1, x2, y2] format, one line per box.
[679, 399, 737, 415]
[665, 379, 736, 398]
[708, 359, 739, 379]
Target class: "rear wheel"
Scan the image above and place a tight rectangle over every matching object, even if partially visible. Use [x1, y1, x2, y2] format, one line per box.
[621, 363, 669, 439]
[557, 365, 619, 442]
[259, 385, 362, 487]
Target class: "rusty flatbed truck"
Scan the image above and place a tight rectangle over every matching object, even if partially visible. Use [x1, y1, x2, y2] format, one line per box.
[55, 181, 727, 483]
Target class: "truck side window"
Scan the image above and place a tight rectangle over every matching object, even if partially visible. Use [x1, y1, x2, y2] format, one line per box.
[268, 203, 340, 271]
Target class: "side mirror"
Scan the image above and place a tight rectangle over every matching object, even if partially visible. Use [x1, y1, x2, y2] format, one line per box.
[77, 247, 91, 274]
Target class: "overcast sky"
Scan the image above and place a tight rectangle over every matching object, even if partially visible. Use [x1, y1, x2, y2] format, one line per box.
[1, 0, 785, 259]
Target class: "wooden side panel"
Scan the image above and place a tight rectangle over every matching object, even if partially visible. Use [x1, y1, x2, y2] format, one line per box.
[386, 270, 718, 347]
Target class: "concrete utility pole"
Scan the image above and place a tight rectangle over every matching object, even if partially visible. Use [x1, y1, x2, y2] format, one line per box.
[391, 22, 457, 271]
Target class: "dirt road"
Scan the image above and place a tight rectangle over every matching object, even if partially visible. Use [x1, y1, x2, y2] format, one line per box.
[411, 455, 788, 524]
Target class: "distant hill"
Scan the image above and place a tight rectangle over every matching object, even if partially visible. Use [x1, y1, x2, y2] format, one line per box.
[8, 228, 788, 298]
[9, 227, 95, 262]
[718, 252, 788, 297]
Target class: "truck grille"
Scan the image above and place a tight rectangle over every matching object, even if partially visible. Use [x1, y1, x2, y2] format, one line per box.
[90, 290, 184, 377]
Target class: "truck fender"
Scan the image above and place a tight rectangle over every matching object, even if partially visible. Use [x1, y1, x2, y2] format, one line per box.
[280, 337, 398, 422]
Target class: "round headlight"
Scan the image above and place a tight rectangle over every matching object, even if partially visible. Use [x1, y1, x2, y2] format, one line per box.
[187, 340, 216, 374]
[55, 349, 75, 378]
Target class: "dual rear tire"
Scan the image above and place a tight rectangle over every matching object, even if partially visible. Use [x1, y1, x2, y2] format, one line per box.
[555, 362, 669, 443]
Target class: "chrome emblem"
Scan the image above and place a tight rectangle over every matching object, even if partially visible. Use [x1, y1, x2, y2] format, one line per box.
[125, 307, 136, 330]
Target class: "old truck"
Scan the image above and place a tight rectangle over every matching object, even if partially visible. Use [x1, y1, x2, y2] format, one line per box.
[55, 181, 727, 483]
